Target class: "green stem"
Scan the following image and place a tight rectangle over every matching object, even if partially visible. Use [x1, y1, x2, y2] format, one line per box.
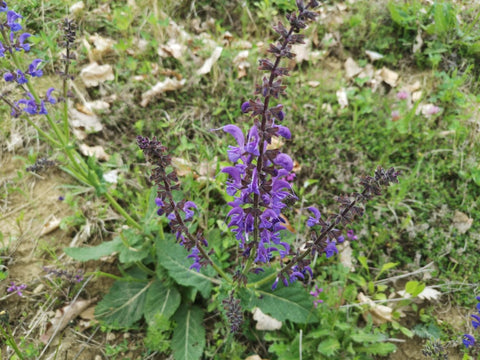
[0, 323, 25, 360]
[104, 192, 142, 230]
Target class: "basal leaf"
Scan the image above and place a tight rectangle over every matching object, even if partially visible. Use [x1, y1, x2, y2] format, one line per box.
[144, 280, 181, 324]
[317, 337, 340, 356]
[94, 280, 150, 328]
[172, 305, 205, 360]
[357, 342, 396, 356]
[243, 282, 318, 324]
[156, 238, 216, 298]
[64, 237, 121, 261]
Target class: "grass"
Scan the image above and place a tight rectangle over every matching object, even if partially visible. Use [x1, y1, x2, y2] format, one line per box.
[0, 0, 479, 359]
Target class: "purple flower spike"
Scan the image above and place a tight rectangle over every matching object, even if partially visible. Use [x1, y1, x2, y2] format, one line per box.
[7, 282, 27, 297]
[274, 153, 293, 172]
[187, 247, 202, 272]
[7, 10, 22, 32]
[27, 59, 43, 77]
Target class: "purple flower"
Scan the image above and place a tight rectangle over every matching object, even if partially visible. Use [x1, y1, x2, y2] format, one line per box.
[463, 334, 475, 348]
[426, 104, 440, 116]
[274, 125, 291, 139]
[183, 201, 198, 220]
[18, 32, 31, 51]
[324, 240, 338, 258]
[7, 282, 27, 297]
[27, 59, 43, 77]
[241, 101, 251, 113]
[7, 10, 22, 32]
[4, 71, 14, 82]
[306, 206, 321, 227]
[309, 284, 323, 308]
[223, 125, 245, 162]
[274, 153, 293, 172]
[187, 247, 202, 272]
[0, 41, 5, 57]
[38, 100, 47, 115]
[0, 2, 7, 12]
[472, 314, 480, 329]
[347, 229, 358, 241]
[45, 87, 56, 104]
[16, 69, 27, 84]
[391, 110, 400, 121]
[396, 91, 408, 100]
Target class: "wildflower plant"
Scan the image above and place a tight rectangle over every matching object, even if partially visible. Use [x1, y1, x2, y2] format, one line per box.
[3, 0, 402, 358]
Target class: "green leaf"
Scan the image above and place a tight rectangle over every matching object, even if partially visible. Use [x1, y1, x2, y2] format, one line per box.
[357, 342, 396, 356]
[351, 332, 386, 343]
[358, 256, 369, 273]
[242, 282, 318, 324]
[172, 305, 205, 360]
[317, 338, 340, 356]
[377, 262, 398, 278]
[117, 229, 150, 263]
[144, 280, 181, 324]
[405, 280, 426, 297]
[399, 325, 414, 338]
[95, 280, 150, 328]
[156, 238, 216, 298]
[64, 237, 121, 261]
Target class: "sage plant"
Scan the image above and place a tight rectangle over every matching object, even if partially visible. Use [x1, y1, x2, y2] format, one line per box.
[137, 0, 399, 331]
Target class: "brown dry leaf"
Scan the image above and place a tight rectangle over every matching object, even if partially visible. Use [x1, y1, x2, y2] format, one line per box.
[308, 81, 320, 88]
[252, 307, 282, 331]
[80, 62, 114, 87]
[7, 132, 22, 151]
[40, 216, 61, 236]
[336, 88, 348, 108]
[69, 107, 103, 140]
[171, 157, 192, 177]
[453, 210, 473, 234]
[357, 292, 393, 325]
[89, 34, 116, 57]
[267, 136, 285, 150]
[158, 38, 186, 59]
[80, 306, 96, 321]
[291, 39, 323, 64]
[40, 298, 97, 344]
[171, 157, 217, 181]
[140, 77, 186, 107]
[79, 144, 110, 161]
[197, 46, 223, 75]
[365, 50, 384, 62]
[233, 50, 250, 79]
[378, 67, 399, 87]
[279, 214, 295, 233]
[344, 57, 362, 79]
[233, 39, 253, 50]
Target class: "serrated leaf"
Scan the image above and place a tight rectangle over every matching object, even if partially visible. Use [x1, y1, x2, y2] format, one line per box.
[156, 238, 216, 298]
[95, 280, 150, 328]
[144, 280, 180, 324]
[117, 229, 150, 263]
[317, 338, 340, 356]
[357, 342, 396, 356]
[64, 237, 121, 261]
[351, 332, 386, 343]
[172, 305, 205, 360]
[243, 283, 318, 324]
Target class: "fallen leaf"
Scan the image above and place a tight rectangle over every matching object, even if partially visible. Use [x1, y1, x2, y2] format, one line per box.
[40, 298, 97, 344]
[69, 107, 103, 140]
[338, 242, 354, 271]
[308, 81, 320, 87]
[89, 34, 116, 56]
[365, 50, 384, 62]
[252, 307, 282, 331]
[266, 136, 285, 150]
[336, 88, 348, 108]
[233, 50, 250, 79]
[69, 1, 85, 18]
[379, 67, 399, 87]
[453, 210, 473, 234]
[344, 57, 362, 79]
[40, 216, 61, 236]
[197, 46, 223, 75]
[279, 214, 295, 233]
[413, 28, 423, 54]
[140, 77, 186, 107]
[7, 132, 22, 151]
[79, 144, 110, 161]
[80, 62, 114, 87]
[357, 292, 393, 325]
[158, 38, 186, 59]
